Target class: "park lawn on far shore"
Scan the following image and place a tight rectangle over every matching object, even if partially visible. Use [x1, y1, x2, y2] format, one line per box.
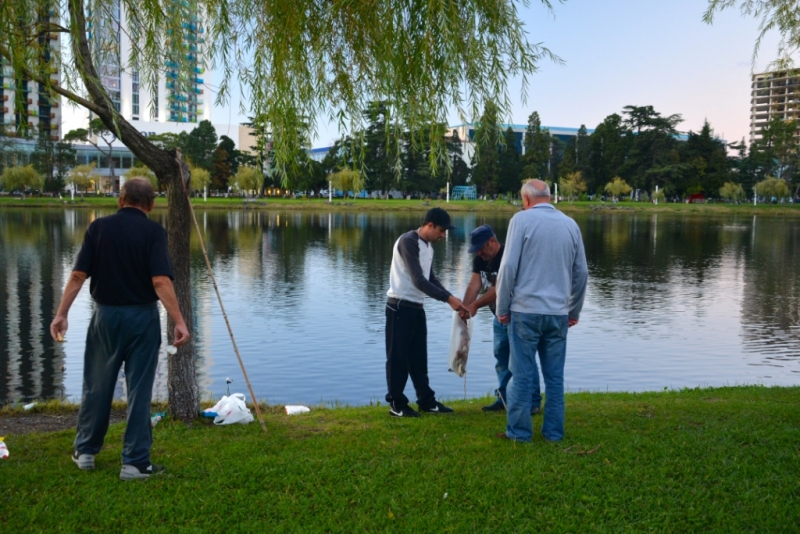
[1, 195, 800, 216]
[1, 386, 798, 531]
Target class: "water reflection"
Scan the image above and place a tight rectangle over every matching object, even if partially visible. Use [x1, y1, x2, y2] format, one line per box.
[0, 208, 798, 406]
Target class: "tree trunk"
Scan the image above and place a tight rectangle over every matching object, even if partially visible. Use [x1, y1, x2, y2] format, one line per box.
[163, 157, 200, 421]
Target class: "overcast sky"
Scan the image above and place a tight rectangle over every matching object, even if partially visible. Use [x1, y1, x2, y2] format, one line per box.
[64, 0, 780, 148]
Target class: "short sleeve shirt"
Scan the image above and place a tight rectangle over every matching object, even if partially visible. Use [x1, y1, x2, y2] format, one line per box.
[74, 207, 174, 305]
[471, 244, 504, 315]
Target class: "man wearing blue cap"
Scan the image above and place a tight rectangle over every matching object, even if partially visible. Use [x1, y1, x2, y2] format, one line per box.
[461, 224, 542, 414]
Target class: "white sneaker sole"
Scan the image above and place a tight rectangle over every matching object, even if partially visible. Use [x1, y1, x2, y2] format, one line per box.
[72, 454, 95, 470]
[120, 465, 164, 480]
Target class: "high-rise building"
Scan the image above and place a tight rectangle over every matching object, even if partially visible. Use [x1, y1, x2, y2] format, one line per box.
[750, 70, 800, 143]
[0, 6, 62, 140]
[89, 0, 211, 127]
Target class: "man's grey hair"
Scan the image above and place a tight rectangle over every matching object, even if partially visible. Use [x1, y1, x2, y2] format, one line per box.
[521, 180, 551, 200]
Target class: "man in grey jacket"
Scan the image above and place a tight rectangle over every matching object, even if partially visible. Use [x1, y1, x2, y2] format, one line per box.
[495, 180, 588, 442]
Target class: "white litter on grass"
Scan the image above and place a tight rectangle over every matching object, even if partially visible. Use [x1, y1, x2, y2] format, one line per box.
[285, 405, 311, 415]
[23, 402, 37, 410]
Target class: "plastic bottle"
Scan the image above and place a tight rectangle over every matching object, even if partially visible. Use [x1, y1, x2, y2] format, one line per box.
[150, 412, 167, 427]
[0, 437, 8, 459]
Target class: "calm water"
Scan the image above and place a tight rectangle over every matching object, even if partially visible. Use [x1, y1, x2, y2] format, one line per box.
[1, 208, 798, 407]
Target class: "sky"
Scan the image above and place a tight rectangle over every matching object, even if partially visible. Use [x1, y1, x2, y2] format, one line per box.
[63, 0, 779, 148]
[311, 0, 780, 147]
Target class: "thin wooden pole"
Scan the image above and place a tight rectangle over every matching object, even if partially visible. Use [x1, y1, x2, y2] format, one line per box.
[176, 159, 268, 433]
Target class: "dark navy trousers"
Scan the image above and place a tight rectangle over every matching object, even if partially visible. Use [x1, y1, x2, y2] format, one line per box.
[74, 303, 161, 466]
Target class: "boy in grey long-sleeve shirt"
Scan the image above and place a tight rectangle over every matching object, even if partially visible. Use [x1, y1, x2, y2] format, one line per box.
[384, 208, 466, 418]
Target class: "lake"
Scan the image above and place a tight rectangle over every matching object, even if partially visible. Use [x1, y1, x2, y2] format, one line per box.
[1, 207, 798, 407]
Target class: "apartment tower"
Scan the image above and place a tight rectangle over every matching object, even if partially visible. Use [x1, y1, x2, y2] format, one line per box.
[89, 0, 211, 126]
[0, 6, 62, 140]
[750, 70, 800, 143]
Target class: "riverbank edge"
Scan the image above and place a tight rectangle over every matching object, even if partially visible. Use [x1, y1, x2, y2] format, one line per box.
[1, 384, 796, 434]
[2, 197, 800, 216]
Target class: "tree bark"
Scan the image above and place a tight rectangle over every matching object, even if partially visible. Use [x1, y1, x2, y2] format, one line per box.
[164, 155, 199, 420]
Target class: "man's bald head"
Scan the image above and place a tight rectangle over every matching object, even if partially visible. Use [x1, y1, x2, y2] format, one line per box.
[521, 179, 551, 204]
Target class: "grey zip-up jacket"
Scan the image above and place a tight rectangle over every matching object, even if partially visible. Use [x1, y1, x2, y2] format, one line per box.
[386, 230, 451, 305]
[496, 204, 588, 320]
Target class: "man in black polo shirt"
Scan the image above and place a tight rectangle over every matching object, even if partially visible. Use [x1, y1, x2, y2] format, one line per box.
[461, 225, 541, 414]
[50, 178, 190, 481]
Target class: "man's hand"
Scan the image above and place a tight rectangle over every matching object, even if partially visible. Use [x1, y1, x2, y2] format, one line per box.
[568, 318, 579, 328]
[498, 314, 510, 325]
[50, 315, 68, 342]
[447, 295, 469, 314]
[465, 302, 479, 317]
[173, 322, 191, 347]
[50, 270, 87, 342]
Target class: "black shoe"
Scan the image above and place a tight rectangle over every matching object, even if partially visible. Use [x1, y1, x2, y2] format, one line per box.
[482, 399, 506, 412]
[419, 401, 453, 414]
[120, 463, 165, 481]
[389, 405, 420, 418]
[531, 406, 542, 416]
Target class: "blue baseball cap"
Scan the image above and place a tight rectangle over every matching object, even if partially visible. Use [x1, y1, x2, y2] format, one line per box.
[468, 225, 495, 253]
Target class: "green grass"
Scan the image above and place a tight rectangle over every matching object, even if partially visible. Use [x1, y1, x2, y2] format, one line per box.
[2, 195, 800, 216]
[2, 386, 798, 531]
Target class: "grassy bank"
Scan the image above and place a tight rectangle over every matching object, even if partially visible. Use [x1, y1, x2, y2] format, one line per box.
[1, 386, 798, 531]
[1, 195, 800, 216]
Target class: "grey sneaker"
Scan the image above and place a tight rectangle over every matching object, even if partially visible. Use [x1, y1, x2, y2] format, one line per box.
[72, 450, 95, 470]
[120, 463, 165, 481]
[531, 406, 542, 416]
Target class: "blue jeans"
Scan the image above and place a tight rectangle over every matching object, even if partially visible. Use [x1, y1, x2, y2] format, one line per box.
[74, 303, 161, 466]
[506, 313, 569, 442]
[493, 317, 541, 408]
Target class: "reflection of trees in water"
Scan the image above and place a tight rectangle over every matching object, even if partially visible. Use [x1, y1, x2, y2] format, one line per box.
[580, 214, 733, 315]
[740, 219, 800, 363]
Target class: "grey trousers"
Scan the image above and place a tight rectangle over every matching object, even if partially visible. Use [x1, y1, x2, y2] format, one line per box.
[74, 303, 161, 466]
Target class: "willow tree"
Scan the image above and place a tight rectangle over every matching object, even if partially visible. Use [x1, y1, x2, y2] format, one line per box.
[1, 0, 556, 419]
[705, 0, 800, 200]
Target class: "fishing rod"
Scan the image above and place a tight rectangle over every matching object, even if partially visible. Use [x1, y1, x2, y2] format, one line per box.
[175, 156, 268, 433]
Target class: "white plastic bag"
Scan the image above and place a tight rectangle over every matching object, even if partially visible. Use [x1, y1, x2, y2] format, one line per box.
[448, 312, 473, 377]
[212, 393, 254, 425]
[285, 405, 311, 415]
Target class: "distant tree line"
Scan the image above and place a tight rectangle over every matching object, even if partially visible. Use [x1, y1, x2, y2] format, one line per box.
[2, 104, 799, 202]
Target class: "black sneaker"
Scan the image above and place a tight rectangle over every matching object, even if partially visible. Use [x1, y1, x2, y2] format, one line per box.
[482, 399, 506, 412]
[120, 463, 165, 481]
[72, 450, 95, 470]
[389, 405, 420, 418]
[419, 401, 454, 414]
[531, 406, 542, 416]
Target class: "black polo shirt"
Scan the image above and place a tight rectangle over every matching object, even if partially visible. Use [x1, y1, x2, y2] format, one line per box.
[74, 207, 174, 306]
[472, 244, 504, 315]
